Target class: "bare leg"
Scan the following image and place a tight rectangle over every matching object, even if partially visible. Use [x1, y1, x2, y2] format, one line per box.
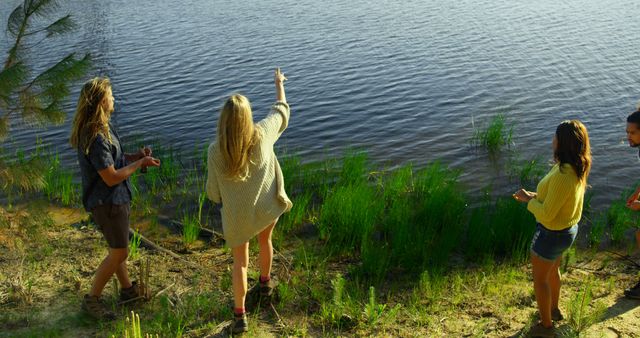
[531, 253, 556, 328]
[257, 220, 276, 279]
[549, 257, 562, 311]
[232, 242, 250, 310]
[115, 261, 133, 289]
[89, 248, 128, 297]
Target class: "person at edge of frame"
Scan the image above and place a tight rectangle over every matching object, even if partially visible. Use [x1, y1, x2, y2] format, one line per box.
[622, 108, 640, 300]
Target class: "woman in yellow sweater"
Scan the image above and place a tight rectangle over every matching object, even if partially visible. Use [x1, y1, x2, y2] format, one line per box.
[513, 120, 591, 338]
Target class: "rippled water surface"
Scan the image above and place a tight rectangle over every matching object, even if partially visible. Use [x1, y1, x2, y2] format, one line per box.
[3, 0, 640, 206]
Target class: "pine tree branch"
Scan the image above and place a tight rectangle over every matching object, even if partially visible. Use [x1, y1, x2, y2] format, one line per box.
[2, 0, 90, 142]
[23, 14, 75, 38]
[0, 63, 28, 100]
[26, 0, 59, 18]
[28, 53, 90, 90]
[0, 116, 8, 141]
[0, 153, 47, 192]
[4, 3, 30, 69]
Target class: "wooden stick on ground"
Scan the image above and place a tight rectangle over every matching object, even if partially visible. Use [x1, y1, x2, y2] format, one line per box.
[145, 257, 151, 299]
[128, 228, 199, 268]
[604, 250, 640, 268]
[152, 282, 175, 299]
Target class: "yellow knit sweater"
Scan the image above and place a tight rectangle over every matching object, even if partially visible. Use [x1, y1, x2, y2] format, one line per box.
[527, 163, 585, 231]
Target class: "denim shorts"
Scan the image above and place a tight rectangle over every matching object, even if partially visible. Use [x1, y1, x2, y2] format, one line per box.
[530, 223, 578, 261]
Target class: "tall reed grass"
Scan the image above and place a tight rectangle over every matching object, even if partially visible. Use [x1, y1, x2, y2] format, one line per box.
[181, 213, 200, 246]
[467, 197, 536, 262]
[472, 113, 513, 153]
[42, 152, 80, 206]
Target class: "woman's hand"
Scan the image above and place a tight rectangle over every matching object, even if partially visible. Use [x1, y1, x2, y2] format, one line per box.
[627, 200, 640, 211]
[513, 189, 535, 203]
[275, 67, 287, 103]
[135, 146, 152, 161]
[275, 67, 287, 85]
[141, 156, 161, 168]
[627, 191, 640, 207]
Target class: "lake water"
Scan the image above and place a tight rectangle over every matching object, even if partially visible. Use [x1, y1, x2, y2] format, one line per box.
[2, 0, 640, 207]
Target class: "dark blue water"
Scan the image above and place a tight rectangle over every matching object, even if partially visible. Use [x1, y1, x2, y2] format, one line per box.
[2, 0, 640, 207]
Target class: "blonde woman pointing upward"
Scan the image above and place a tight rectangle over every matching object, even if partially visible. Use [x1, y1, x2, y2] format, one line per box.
[207, 68, 292, 334]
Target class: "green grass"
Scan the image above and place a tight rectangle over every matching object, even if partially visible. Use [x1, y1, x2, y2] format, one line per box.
[472, 113, 513, 153]
[42, 153, 80, 207]
[319, 183, 382, 254]
[181, 213, 200, 246]
[362, 286, 386, 326]
[276, 190, 313, 238]
[507, 155, 547, 191]
[588, 214, 607, 248]
[467, 196, 536, 263]
[129, 229, 142, 261]
[606, 197, 638, 246]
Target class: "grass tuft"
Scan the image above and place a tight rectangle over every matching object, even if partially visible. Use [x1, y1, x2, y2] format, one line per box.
[472, 113, 513, 153]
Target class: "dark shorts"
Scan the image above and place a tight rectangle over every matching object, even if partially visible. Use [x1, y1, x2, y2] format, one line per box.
[530, 223, 578, 261]
[91, 203, 130, 249]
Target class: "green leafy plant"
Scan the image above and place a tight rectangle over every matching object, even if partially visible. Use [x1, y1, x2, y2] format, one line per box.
[566, 279, 606, 334]
[363, 286, 386, 326]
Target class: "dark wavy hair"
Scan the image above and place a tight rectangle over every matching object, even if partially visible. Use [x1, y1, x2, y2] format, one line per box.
[554, 120, 591, 183]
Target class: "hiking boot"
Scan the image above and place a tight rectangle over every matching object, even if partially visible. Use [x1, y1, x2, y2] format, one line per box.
[81, 294, 116, 321]
[624, 280, 640, 300]
[120, 281, 143, 302]
[259, 278, 278, 298]
[246, 278, 278, 310]
[551, 308, 564, 321]
[529, 322, 556, 338]
[231, 312, 248, 335]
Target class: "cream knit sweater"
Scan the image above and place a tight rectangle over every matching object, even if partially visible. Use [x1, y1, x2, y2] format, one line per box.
[206, 101, 293, 248]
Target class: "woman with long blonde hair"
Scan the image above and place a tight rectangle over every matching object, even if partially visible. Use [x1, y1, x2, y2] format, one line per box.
[513, 120, 591, 337]
[206, 68, 292, 334]
[70, 77, 160, 320]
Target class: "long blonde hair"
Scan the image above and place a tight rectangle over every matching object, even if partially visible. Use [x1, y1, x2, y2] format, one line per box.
[217, 94, 261, 181]
[69, 77, 113, 154]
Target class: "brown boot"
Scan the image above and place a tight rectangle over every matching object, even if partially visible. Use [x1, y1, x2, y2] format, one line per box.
[551, 308, 564, 321]
[231, 312, 248, 334]
[529, 322, 556, 338]
[81, 294, 116, 321]
[259, 278, 278, 298]
[120, 281, 142, 302]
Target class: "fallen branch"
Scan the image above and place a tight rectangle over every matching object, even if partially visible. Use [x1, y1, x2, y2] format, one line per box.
[129, 228, 199, 268]
[270, 303, 288, 328]
[198, 226, 224, 241]
[604, 250, 640, 268]
[273, 247, 293, 282]
[118, 295, 145, 306]
[152, 282, 175, 299]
